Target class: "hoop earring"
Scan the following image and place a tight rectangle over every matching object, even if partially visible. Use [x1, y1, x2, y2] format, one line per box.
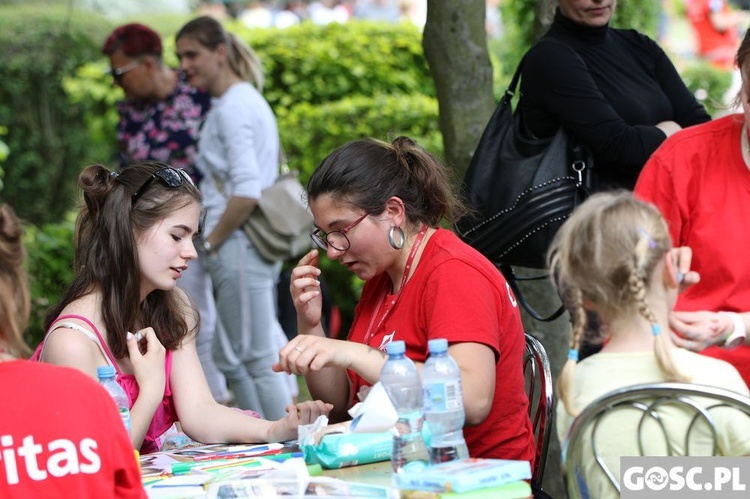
[388, 226, 405, 250]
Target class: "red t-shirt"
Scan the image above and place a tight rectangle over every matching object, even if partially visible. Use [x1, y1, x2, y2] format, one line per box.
[687, 0, 738, 70]
[635, 114, 750, 384]
[0, 360, 146, 498]
[346, 229, 535, 463]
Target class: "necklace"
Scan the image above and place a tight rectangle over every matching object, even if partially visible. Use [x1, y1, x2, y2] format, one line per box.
[742, 123, 750, 170]
[363, 224, 429, 346]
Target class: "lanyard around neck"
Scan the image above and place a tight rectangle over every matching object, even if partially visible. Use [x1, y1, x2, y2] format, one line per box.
[363, 224, 429, 346]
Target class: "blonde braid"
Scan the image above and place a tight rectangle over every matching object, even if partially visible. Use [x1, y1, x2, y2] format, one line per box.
[626, 260, 690, 382]
[559, 288, 586, 416]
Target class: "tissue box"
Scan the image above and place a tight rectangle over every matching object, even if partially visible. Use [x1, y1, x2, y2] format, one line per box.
[302, 431, 392, 469]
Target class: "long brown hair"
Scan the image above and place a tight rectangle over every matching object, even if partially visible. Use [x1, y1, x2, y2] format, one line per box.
[0, 205, 30, 357]
[44, 161, 201, 359]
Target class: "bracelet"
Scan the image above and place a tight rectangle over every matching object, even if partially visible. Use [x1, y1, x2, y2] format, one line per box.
[720, 312, 747, 349]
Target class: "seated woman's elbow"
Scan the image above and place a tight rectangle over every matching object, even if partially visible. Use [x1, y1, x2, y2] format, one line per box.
[464, 395, 493, 425]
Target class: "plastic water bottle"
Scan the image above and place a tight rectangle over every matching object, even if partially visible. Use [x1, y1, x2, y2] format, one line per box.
[97, 365, 132, 436]
[423, 338, 469, 464]
[380, 341, 429, 481]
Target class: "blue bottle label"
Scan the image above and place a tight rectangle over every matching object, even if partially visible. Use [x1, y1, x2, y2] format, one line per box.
[424, 380, 463, 411]
[119, 408, 132, 434]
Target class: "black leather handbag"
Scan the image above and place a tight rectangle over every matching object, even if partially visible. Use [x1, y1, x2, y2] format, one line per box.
[455, 54, 591, 270]
[455, 45, 592, 321]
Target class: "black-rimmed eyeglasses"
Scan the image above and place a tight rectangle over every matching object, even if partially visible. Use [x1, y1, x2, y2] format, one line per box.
[107, 60, 142, 84]
[131, 167, 195, 205]
[310, 212, 369, 252]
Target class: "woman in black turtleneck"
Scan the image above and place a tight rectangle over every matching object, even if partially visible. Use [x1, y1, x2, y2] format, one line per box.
[519, 0, 711, 191]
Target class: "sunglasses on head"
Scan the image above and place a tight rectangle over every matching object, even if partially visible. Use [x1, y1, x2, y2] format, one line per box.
[131, 167, 195, 205]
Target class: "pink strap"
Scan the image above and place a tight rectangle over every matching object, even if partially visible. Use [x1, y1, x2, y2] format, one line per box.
[48, 314, 120, 372]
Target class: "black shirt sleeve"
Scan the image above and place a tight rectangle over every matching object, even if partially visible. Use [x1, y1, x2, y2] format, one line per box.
[519, 36, 710, 180]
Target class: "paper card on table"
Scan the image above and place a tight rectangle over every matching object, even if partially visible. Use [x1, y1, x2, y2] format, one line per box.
[142, 452, 180, 476]
[167, 443, 231, 462]
[205, 477, 398, 499]
[193, 443, 287, 461]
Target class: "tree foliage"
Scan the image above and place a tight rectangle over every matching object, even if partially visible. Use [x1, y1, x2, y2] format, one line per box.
[0, 5, 114, 225]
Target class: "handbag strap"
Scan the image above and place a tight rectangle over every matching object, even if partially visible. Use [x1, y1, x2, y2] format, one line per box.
[499, 265, 566, 323]
[204, 140, 287, 201]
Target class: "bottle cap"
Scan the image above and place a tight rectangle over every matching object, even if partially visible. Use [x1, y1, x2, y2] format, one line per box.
[97, 365, 116, 380]
[386, 340, 405, 355]
[171, 462, 196, 475]
[428, 338, 448, 354]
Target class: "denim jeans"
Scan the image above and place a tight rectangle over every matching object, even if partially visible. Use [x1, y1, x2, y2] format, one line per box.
[177, 254, 229, 403]
[203, 234, 293, 419]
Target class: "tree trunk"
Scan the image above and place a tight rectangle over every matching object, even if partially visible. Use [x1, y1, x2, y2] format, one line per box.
[424, 3, 569, 498]
[422, 0, 495, 175]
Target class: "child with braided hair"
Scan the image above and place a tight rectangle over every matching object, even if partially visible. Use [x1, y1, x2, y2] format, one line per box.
[548, 192, 750, 499]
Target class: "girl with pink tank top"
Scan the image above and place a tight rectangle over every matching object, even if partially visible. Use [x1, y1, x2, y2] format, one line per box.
[32, 162, 331, 453]
[32, 314, 176, 454]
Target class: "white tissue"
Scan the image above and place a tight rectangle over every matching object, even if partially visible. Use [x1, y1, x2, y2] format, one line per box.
[348, 382, 398, 433]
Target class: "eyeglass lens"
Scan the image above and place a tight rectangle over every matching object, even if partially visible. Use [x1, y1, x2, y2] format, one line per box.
[311, 230, 349, 252]
[310, 212, 368, 252]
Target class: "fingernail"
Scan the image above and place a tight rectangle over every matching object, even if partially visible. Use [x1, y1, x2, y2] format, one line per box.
[126, 332, 134, 340]
[677, 271, 685, 284]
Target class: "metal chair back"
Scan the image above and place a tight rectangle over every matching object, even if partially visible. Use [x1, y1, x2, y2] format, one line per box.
[562, 382, 750, 499]
[523, 332, 554, 488]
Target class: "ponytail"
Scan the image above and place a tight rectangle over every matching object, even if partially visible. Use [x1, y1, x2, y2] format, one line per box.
[226, 32, 264, 91]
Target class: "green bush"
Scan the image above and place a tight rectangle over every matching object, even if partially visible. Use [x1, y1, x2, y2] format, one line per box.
[680, 61, 734, 117]
[62, 60, 122, 166]
[0, 6, 114, 226]
[280, 93, 441, 181]
[231, 21, 437, 110]
[0, 126, 8, 192]
[24, 213, 76, 348]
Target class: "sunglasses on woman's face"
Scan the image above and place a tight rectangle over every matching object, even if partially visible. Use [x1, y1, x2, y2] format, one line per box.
[107, 60, 142, 85]
[131, 167, 195, 205]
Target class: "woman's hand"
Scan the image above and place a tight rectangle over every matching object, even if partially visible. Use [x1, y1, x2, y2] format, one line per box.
[669, 311, 728, 351]
[126, 327, 166, 399]
[669, 246, 700, 292]
[274, 336, 356, 375]
[290, 250, 323, 332]
[269, 400, 333, 442]
[656, 120, 682, 138]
